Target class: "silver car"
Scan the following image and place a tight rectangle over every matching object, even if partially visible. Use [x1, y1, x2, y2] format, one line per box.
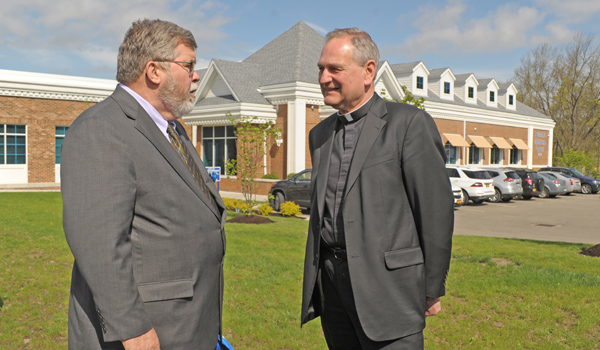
[537, 172, 567, 198]
[543, 171, 581, 194]
[486, 168, 523, 202]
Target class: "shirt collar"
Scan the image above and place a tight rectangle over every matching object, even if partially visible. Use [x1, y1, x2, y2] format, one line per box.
[119, 83, 170, 141]
[337, 93, 375, 124]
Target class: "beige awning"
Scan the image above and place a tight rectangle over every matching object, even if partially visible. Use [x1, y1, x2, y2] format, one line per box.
[508, 138, 530, 150]
[467, 135, 492, 148]
[489, 137, 512, 149]
[442, 133, 470, 147]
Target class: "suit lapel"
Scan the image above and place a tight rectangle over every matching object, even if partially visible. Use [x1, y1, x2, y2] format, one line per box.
[345, 96, 387, 196]
[112, 86, 222, 220]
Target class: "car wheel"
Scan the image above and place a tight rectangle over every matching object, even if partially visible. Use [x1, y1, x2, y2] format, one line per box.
[472, 199, 485, 204]
[489, 188, 501, 202]
[581, 183, 592, 194]
[461, 189, 470, 204]
[273, 192, 284, 211]
[522, 195, 532, 200]
[539, 186, 550, 198]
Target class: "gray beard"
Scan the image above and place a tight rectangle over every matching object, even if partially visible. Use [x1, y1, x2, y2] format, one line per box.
[159, 74, 195, 118]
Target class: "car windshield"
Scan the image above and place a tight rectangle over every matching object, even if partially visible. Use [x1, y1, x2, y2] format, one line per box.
[295, 171, 311, 181]
[569, 168, 586, 177]
[463, 170, 492, 179]
[542, 173, 557, 179]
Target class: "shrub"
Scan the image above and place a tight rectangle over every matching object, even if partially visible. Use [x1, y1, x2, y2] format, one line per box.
[262, 173, 280, 180]
[280, 201, 301, 217]
[257, 203, 273, 216]
[223, 198, 242, 211]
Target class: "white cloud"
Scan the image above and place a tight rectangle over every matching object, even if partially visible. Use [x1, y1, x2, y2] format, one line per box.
[0, 0, 233, 66]
[304, 21, 327, 35]
[533, 0, 600, 22]
[390, 1, 545, 59]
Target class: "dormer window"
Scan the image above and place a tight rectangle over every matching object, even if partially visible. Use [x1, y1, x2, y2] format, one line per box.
[509, 95, 514, 105]
[416, 76, 424, 89]
[444, 82, 450, 94]
[468, 87, 474, 99]
[489, 91, 495, 102]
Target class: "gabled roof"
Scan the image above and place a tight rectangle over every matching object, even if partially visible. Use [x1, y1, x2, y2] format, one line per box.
[428, 68, 456, 81]
[195, 21, 324, 106]
[454, 73, 479, 86]
[390, 61, 424, 75]
[477, 78, 499, 91]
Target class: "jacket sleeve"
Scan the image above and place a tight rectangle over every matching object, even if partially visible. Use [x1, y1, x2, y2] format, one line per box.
[400, 109, 454, 298]
[61, 112, 152, 342]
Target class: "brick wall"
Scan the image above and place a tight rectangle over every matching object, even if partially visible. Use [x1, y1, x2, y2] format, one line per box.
[0, 96, 94, 183]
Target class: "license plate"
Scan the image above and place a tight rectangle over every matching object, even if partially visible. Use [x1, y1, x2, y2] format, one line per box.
[533, 189, 537, 192]
[485, 184, 490, 187]
[457, 200, 462, 205]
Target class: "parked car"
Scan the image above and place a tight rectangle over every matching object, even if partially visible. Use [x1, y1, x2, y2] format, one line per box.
[538, 167, 600, 194]
[558, 173, 581, 193]
[446, 166, 495, 204]
[537, 172, 567, 198]
[452, 183, 463, 207]
[485, 168, 523, 202]
[539, 171, 577, 195]
[269, 169, 311, 210]
[511, 169, 544, 199]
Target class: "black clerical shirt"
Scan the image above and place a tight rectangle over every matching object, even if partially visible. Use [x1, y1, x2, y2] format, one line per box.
[321, 95, 375, 248]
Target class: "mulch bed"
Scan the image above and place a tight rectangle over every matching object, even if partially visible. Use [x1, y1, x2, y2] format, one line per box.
[580, 244, 600, 257]
[227, 215, 274, 224]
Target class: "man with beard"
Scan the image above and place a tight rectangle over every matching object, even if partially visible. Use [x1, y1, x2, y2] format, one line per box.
[61, 19, 226, 350]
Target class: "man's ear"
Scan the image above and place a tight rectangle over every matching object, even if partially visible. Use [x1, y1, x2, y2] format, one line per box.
[145, 61, 162, 85]
[364, 59, 377, 86]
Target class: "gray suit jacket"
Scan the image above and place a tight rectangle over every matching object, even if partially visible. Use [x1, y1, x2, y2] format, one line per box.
[301, 94, 453, 341]
[61, 85, 226, 350]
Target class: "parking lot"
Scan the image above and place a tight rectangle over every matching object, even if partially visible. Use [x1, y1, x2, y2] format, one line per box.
[454, 193, 600, 244]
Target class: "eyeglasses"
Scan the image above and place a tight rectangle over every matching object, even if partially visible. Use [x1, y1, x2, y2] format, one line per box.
[154, 60, 196, 75]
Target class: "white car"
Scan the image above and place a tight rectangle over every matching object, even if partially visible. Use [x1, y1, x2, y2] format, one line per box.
[446, 166, 495, 204]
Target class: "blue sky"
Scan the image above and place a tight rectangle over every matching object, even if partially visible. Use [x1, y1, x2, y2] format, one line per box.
[2, 0, 600, 82]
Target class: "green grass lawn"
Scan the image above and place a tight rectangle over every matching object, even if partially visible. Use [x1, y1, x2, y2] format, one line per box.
[1, 192, 599, 349]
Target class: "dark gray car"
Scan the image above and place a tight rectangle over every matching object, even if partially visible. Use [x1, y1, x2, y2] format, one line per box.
[268, 169, 312, 210]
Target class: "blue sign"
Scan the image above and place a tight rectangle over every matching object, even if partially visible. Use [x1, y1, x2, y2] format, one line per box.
[206, 167, 221, 182]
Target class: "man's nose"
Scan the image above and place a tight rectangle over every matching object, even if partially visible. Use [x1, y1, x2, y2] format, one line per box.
[319, 70, 331, 84]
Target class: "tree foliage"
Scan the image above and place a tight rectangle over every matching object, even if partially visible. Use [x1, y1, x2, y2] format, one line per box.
[226, 113, 280, 214]
[555, 149, 598, 177]
[514, 32, 600, 164]
[380, 86, 426, 110]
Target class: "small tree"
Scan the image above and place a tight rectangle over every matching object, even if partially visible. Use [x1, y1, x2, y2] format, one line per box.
[380, 87, 426, 110]
[555, 149, 598, 177]
[226, 112, 280, 214]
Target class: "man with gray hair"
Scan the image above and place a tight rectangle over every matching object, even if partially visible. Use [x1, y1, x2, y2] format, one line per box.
[62, 19, 226, 350]
[301, 28, 453, 349]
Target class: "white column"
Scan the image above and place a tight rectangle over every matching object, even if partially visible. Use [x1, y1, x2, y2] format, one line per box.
[547, 129, 554, 166]
[287, 99, 307, 174]
[527, 127, 534, 169]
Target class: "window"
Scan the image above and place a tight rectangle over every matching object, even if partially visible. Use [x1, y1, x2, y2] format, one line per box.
[445, 143, 457, 164]
[202, 125, 236, 173]
[491, 145, 502, 164]
[468, 144, 480, 165]
[510, 146, 521, 165]
[489, 91, 495, 102]
[444, 82, 450, 94]
[509, 95, 514, 105]
[468, 87, 474, 99]
[55, 126, 69, 164]
[446, 168, 459, 178]
[0, 124, 26, 164]
[416, 76, 424, 89]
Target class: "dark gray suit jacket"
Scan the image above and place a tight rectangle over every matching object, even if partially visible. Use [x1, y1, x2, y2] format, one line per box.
[61, 86, 226, 350]
[301, 94, 453, 341]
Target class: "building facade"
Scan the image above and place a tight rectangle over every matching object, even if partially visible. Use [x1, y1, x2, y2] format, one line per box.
[0, 22, 555, 193]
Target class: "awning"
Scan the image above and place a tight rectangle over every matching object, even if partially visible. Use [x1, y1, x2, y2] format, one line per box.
[442, 133, 470, 147]
[508, 138, 530, 150]
[467, 135, 492, 148]
[489, 137, 512, 149]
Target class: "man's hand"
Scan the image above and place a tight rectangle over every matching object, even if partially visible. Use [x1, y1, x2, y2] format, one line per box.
[122, 328, 160, 350]
[425, 297, 441, 317]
